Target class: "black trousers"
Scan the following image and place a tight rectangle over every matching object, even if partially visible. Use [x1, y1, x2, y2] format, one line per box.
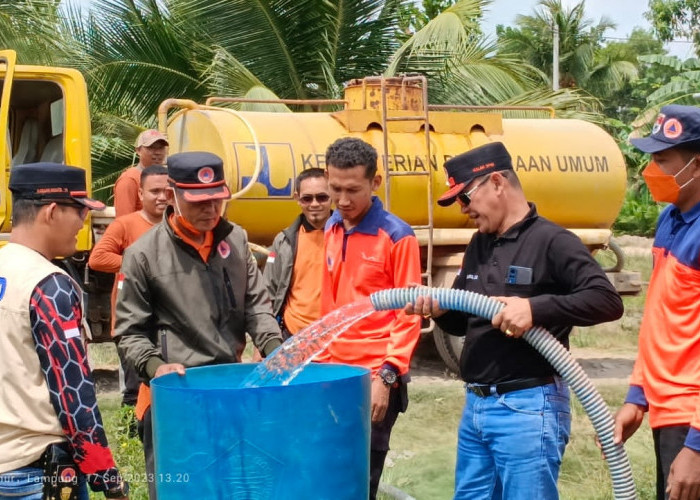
[117, 347, 140, 407]
[138, 407, 157, 500]
[369, 382, 409, 500]
[653, 425, 692, 500]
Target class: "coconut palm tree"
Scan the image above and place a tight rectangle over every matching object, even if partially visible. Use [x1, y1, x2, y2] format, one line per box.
[497, 0, 638, 98]
[2, 0, 604, 184]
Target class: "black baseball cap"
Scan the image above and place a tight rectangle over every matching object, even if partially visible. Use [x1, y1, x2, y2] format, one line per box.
[630, 105, 700, 153]
[166, 151, 231, 202]
[437, 142, 514, 207]
[9, 162, 105, 210]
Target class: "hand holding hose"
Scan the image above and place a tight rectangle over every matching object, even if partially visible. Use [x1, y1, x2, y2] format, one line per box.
[491, 296, 533, 338]
[402, 290, 446, 319]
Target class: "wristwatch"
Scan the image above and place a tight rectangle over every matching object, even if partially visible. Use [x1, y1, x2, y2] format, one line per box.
[104, 480, 129, 498]
[377, 367, 398, 387]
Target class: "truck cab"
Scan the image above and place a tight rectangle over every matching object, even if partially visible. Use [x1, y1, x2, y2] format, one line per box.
[0, 50, 112, 339]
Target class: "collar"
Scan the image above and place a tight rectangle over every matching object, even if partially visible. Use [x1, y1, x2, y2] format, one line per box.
[300, 214, 323, 232]
[163, 205, 233, 247]
[495, 203, 539, 241]
[327, 196, 384, 235]
[672, 199, 700, 224]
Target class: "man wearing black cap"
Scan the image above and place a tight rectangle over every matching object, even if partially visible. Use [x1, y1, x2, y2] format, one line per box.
[0, 163, 128, 499]
[114, 151, 282, 499]
[614, 105, 700, 500]
[405, 142, 623, 500]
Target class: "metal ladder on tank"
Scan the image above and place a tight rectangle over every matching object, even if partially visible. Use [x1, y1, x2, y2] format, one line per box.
[375, 75, 435, 333]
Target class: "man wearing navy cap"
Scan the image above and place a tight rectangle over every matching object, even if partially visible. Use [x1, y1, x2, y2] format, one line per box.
[0, 163, 129, 499]
[114, 151, 282, 499]
[404, 142, 623, 500]
[615, 105, 700, 500]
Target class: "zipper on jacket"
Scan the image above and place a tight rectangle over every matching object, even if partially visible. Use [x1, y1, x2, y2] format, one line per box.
[223, 269, 236, 308]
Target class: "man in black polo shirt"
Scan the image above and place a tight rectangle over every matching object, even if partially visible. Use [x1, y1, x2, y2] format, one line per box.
[405, 142, 623, 500]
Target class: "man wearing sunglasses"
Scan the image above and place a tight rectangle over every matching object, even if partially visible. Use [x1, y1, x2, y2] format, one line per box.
[264, 168, 332, 339]
[0, 163, 129, 499]
[405, 142, 623, 500]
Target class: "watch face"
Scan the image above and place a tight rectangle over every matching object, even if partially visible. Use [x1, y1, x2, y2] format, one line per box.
[381, 369, 397, 385]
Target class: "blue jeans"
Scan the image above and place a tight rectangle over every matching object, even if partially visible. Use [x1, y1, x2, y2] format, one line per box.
[454, 379, 571, 500]
[0, 466, 89, 500]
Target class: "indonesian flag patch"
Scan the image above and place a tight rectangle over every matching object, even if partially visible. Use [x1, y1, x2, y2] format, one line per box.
[267, 252, 276, 264]
[62, 319, 81, 339]
[116, 273, 125, 290]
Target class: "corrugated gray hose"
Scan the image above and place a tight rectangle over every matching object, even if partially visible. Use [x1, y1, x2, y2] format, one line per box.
[370, 287, 636, 500]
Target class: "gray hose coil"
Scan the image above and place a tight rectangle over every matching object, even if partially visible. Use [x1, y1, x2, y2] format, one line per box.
[370, 287, 636, 500]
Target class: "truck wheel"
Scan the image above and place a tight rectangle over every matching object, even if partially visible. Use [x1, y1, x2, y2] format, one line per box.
[433, 324, 463, 374]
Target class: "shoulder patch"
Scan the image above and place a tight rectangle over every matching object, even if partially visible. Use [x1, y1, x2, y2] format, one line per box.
[218, 240, 231, 259]
[0, 276, 6, 301]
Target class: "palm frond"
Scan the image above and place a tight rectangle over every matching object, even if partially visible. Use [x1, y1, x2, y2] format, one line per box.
[385, 0, 486, 76]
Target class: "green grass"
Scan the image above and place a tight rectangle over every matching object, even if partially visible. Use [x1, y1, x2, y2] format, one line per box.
[90, 395, 148, 500]
[91, 250, 656, 500]
[570, 254, 651, 353]
[93, 379, 656, 500]
[379, 384, 656, 500]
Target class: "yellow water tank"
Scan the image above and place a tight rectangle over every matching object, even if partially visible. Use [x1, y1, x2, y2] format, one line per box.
[163, 81, 626, 246]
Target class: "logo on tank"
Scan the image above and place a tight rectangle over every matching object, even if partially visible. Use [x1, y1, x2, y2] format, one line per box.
[198, 167, 216, 184]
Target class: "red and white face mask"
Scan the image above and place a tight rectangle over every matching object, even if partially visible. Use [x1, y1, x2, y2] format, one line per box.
[642, 157, 696, 204]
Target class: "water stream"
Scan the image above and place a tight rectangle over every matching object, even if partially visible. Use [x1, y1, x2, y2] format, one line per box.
[241, 299, 375, 388]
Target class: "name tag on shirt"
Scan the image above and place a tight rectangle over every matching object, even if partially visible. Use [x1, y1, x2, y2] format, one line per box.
[506, 266, 533, 285]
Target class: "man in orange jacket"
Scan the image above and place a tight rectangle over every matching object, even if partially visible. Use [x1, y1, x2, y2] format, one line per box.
[615, 105, 700, 500]
[318, 137, 421, 500]
[89, 165, 168, 409]
[113, 130, 168, 217]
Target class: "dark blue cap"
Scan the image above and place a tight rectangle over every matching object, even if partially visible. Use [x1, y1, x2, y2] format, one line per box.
[438, 142, 514, 207]
[630, 105, 700, 153]
[9, 162, 105, 210]
[167, 151, 231, 202]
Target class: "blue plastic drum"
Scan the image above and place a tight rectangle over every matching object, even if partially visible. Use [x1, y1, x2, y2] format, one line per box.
[150, 363, 371, 499]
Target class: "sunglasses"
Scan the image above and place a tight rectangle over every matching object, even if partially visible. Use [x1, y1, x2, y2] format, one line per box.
[457, 175, 491, 206]
[299, 193, 330, 204]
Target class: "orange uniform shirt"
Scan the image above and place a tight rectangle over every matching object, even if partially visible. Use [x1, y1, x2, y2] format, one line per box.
[113, 166, 142, 217]
[627, 202, 700, 449]
[317, 197, 421, 375]
[88, 211, 155, 334]
[283, 226, 325, 334]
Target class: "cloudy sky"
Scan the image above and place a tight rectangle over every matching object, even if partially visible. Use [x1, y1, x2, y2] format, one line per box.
[69, 0, 694, 59]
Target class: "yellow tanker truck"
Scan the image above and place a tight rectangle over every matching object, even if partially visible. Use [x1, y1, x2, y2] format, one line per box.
[0, 51, 637, 371]
[158, 76, 636, 371]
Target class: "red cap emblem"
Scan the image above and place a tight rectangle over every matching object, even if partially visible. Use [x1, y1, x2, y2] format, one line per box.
[198, 167, 215, 184]
[663, 118, 683, 139]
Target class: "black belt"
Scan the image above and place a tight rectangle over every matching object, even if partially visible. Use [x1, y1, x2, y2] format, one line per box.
[25, 442, 67, 469]
[466, 376, 555, 397]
